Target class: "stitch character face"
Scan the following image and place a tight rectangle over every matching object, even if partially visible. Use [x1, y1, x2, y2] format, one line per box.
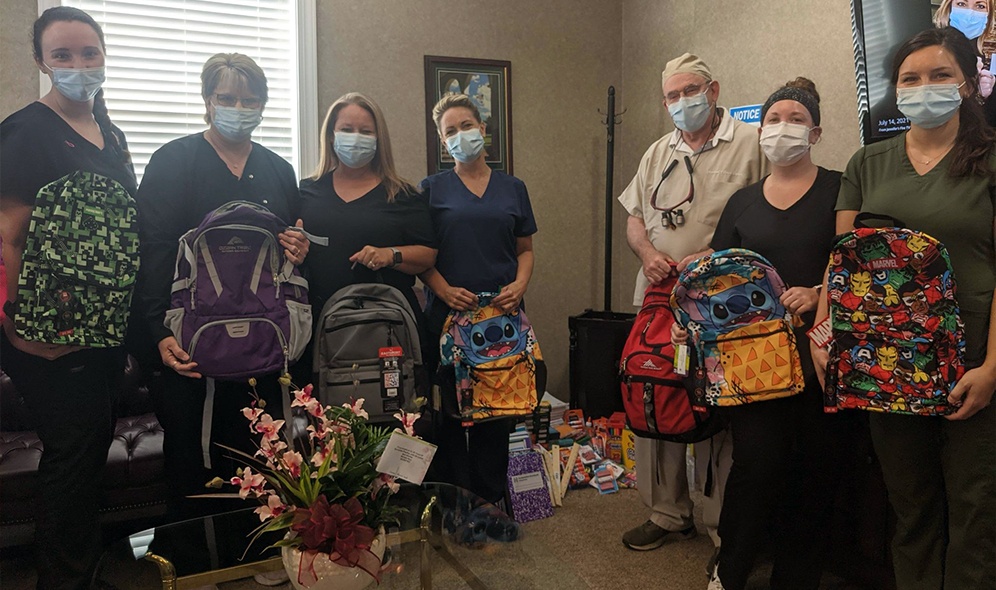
[850, 271, 872, 298]
[456, 313, 526, 364]
[876, 346, 898, 372]
[693, 278, 780, 331]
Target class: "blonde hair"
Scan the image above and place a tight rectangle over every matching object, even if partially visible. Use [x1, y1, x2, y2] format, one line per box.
[311, 93, 413, 202]
[934, 0, 993, 54]
[201, 53, 268, 123]
[431, 93, 482, 134]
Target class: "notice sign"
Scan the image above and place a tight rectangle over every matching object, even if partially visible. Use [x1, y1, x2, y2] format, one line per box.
[376, 431, 437, 484]
[729, 104, 763, 127]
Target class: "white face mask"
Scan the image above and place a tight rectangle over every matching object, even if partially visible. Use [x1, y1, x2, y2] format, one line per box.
[46, 64, 105, 102]
[759, 122, 815, 166]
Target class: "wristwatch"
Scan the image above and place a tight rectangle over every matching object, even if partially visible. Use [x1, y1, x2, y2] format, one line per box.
[390, 247, 403, 267]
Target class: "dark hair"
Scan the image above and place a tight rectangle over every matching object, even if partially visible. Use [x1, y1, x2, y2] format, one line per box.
[32, 7, 130, 167]
[761, 77, 821, 126]
[891, 27, 994, 178]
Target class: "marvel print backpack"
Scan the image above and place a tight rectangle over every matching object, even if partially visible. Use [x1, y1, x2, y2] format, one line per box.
[670, 248, 805, 407]
[167, 201, 311, 380]
[13, 170, 139, 346]
[438, 294, 543, 424]
[619, 277, 726, 442]
[314, 283, 422, 423]
[825, 217, 965, 415]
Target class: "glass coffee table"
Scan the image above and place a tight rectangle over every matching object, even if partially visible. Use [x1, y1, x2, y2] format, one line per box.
[93, 483, 586, 589]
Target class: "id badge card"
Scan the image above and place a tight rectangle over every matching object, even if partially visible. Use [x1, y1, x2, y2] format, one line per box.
[379, 346, 403, 413]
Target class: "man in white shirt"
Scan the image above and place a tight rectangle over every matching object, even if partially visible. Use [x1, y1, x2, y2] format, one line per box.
[618, 53, 766, 572]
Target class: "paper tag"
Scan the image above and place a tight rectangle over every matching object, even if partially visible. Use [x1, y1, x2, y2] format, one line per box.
[674, 344, 690, 376]
[379, 347, 403, 403]
[375, 431, 437, 484]
[511, 471, 546, 493]
[806, 317, 833, 349]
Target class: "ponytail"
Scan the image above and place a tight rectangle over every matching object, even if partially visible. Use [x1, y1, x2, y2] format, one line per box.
[92, 89, 131, 167]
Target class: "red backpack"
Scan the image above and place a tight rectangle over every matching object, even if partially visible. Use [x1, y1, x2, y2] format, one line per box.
[619, 277, 726, 442]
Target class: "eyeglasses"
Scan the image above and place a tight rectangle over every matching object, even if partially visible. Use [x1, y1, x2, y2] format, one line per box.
[213, 94, 262, 109]
[664, 83, 708, 105]
[650, 155, 695, 229]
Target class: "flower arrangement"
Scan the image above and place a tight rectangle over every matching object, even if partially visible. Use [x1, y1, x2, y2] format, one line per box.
[216, 380, 422, 587]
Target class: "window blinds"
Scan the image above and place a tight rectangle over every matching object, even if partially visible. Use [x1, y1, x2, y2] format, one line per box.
[62, 0, 300, 180]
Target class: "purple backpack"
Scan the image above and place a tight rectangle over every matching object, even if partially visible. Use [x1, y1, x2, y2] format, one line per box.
[166, 201, 312, 380]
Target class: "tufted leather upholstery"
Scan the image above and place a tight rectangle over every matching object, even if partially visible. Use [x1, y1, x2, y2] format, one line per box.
[0, 356, 167, 547]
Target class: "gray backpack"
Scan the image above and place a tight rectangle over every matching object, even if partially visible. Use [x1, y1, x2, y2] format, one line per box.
[314, 283, 421, 422]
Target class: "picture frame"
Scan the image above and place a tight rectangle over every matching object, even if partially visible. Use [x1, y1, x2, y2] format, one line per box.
[424, 56, 512, 175]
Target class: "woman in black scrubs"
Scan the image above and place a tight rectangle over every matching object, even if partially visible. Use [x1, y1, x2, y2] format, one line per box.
[298, 92, 436, 356]
[0, 8, 135, 588]
[134, 52, 309, 520]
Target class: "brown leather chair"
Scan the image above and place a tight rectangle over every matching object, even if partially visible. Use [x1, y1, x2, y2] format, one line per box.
[0, 356, 167, 547]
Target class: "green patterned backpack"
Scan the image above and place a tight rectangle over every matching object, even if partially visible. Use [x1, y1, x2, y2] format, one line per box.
[13, 170, 139, 347]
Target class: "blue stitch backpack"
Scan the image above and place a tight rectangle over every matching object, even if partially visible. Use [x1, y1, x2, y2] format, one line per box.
[670, 248, 805, 408]
[437, 294, 543, 424]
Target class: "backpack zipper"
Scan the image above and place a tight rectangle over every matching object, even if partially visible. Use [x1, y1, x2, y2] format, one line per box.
[188, 317, 289, 374]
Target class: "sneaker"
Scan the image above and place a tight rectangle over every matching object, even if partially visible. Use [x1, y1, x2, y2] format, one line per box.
[707, 562, 726, 590]
[254, 569, 289, 586]
[621, 520, 697, 551]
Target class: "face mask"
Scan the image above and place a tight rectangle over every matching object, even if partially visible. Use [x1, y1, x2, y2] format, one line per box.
[47, 65, 104, 102]
[950, 7, 989, 39]
[667, 90, 713, 132]
[896, 83, 964, 129]
[445, 128, 485, 163]
[334, 132, 377, 168]
[212, 105, 262, 140]
[759, 122, 814, 166]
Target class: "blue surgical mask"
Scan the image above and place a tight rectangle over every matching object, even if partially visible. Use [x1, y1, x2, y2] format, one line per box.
[667, 90, 713, 132]
[950, 7, 989, 40]
[334, 132, 377, 168]
[212, 105, 262, 140]
[46, 65, 104, 102]
[445, 128, 485, 163]
[896, 83, 964, 129]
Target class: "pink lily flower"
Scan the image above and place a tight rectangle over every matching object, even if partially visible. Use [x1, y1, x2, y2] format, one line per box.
[231, 466, 266, 499]
[254, 493, 287, 521]
[345, 398, 369, 420]
[392, 410, 421, 437]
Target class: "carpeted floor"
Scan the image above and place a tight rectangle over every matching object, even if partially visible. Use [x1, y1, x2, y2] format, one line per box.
[0, 486, 866, 590]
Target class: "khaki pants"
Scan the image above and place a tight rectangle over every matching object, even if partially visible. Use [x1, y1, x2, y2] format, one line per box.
[635, 428, 733, 547]
[870, 403, 996, 590]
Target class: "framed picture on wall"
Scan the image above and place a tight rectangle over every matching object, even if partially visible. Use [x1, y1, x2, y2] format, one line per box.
[424, 56, 512, 175]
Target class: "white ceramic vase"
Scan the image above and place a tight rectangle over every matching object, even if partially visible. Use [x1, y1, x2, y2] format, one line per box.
[280, 530, 386, 590]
